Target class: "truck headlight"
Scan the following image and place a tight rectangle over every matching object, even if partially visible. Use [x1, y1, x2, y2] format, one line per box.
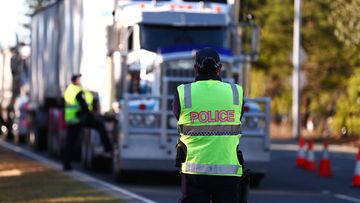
[168, 116, 177, 129]
[129, 115, 142, 127]
[243, 117, 260, 130]
[144, 115, 156, 127]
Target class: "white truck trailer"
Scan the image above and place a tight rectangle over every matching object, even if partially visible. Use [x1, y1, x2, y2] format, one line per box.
[29, 0, 114, 153]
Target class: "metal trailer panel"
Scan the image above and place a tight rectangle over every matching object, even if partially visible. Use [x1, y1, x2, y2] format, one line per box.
[31, 3, 61, 106]
[30, 0, 83, 107]
[79, 0, 113, 113]
[58, 0, 83, 95]
[0, 49, 13, 109]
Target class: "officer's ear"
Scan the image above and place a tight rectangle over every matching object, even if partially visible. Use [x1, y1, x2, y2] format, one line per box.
[194, 64, 200, 76]
[216, 64, 222, 75]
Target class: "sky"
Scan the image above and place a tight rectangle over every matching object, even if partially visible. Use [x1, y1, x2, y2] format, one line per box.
[0, 0, 28, 48]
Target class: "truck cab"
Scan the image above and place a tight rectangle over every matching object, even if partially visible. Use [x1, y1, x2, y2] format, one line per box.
[107, 0, 271, 185]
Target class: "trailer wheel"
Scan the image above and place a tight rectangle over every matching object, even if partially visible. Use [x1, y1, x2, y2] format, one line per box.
[81, 133, 89, 168]
[29, 123, 47, 150]
[81, 132, 96, 170]
[112, 151, 122, 182]
[29, 110, 48, 150]
[17, 134, 27, 144]
[82, 130, 108, 172]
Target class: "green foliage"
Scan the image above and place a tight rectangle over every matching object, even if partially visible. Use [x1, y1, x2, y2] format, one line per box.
[330, 68, 360, 136]
[25, 0, 52, 15]
[22, 0, 52, 31]
[328, 0, 360, 47]
[247, 0, 360, 136]
[249, 69, 266, 98]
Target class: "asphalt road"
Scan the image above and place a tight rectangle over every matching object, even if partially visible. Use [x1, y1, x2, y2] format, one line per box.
[5, 139, 360, 203]
[109, 144, 360, 203]
[249, 147, 360, 203]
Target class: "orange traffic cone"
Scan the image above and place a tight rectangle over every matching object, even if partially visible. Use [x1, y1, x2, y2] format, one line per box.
[304, 140, 316, 171]
[352, 148, 360, 187]
[296, 137, 306, 168]
[318, 141, 332, 177]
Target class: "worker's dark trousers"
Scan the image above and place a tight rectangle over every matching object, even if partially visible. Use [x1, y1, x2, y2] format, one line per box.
[179, 173, 240, 203]
[62, 116, 113, 167]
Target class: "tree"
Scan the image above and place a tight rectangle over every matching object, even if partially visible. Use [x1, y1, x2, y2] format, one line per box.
[330, 68, 360, 136]
[22, 0, 52, 30]
[328, 0, 360, 47]
[25, 0, 52, 15]
[246, 0, 360, 137]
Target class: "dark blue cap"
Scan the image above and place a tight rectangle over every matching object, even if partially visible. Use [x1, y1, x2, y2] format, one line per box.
[71, 74, 82, 82]
[195, 47, 221, 69]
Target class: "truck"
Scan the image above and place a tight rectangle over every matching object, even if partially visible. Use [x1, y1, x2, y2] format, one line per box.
[30, 0, 270, 186]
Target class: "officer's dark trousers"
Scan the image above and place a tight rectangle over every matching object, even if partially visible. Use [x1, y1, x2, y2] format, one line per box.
[62, 116, 113, 167]
[179, 174, 240, 203]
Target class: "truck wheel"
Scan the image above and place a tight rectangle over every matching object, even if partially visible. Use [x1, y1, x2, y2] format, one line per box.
[17, 134, 27, 144]
[29, 124, 47, 151]
[81, 134, 89, 169]
[81, 133, 97, 170]
[29, 110, 48, 151]
[47, 131, 55, 156]
[250, 172, 265, 188]
[112, 155, 122, 182]
[82, 134, 96, 170]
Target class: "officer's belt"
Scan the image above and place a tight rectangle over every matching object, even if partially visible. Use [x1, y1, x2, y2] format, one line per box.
[178, 124, 241, 136]
[183, 162, 241, 175]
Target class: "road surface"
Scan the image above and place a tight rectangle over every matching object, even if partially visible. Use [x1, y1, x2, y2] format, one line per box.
[4, 139, 360, 203]
[113, 143, 360, 203]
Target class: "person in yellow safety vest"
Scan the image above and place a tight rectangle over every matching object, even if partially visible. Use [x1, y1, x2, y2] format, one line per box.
[62, 74, 113, 171]
[173, 47, 245, 203]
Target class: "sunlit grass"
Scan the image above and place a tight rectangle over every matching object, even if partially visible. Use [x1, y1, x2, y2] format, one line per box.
[0, 147, 126, 203]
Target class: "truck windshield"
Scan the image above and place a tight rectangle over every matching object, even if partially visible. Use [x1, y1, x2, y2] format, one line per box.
[140, 24, 229, 51]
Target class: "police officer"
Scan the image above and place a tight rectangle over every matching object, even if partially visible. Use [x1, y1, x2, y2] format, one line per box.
[62, 74, 113, 171]
[173, 47, 245, 203]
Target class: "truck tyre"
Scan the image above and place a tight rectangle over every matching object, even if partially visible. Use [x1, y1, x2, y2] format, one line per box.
[17, 134, 27, 144]
[29, 123, 47, 150]
[81, 133, 89, 168]
[29, 109, 48, 151]
[112, 151, 122, 182]
[81, 132, 95, 170]
[82, 130, 107, 172]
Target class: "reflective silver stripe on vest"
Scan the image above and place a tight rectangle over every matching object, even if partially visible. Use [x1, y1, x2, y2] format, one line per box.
[65, 105, 81, 109]
[184, 84, 192, 108]
[230, 83, 239, 105]
[185, 162, 240, 174]
[178, 124, 241, 136]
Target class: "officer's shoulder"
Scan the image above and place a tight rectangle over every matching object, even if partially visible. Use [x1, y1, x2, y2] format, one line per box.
[177, 83, 193, 88]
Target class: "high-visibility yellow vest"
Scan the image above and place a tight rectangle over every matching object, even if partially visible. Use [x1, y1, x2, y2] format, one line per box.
[83, 90, 94, 111]
[64, 83, 83, 124]
[177, 80, 243, 177]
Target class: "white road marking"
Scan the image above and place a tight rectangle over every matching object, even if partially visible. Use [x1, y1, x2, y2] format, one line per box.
[251, 189, 322, 196]
[335, 194, 360, 203]
[271, 143, 358, 154]
[0, 139, 157, 203]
